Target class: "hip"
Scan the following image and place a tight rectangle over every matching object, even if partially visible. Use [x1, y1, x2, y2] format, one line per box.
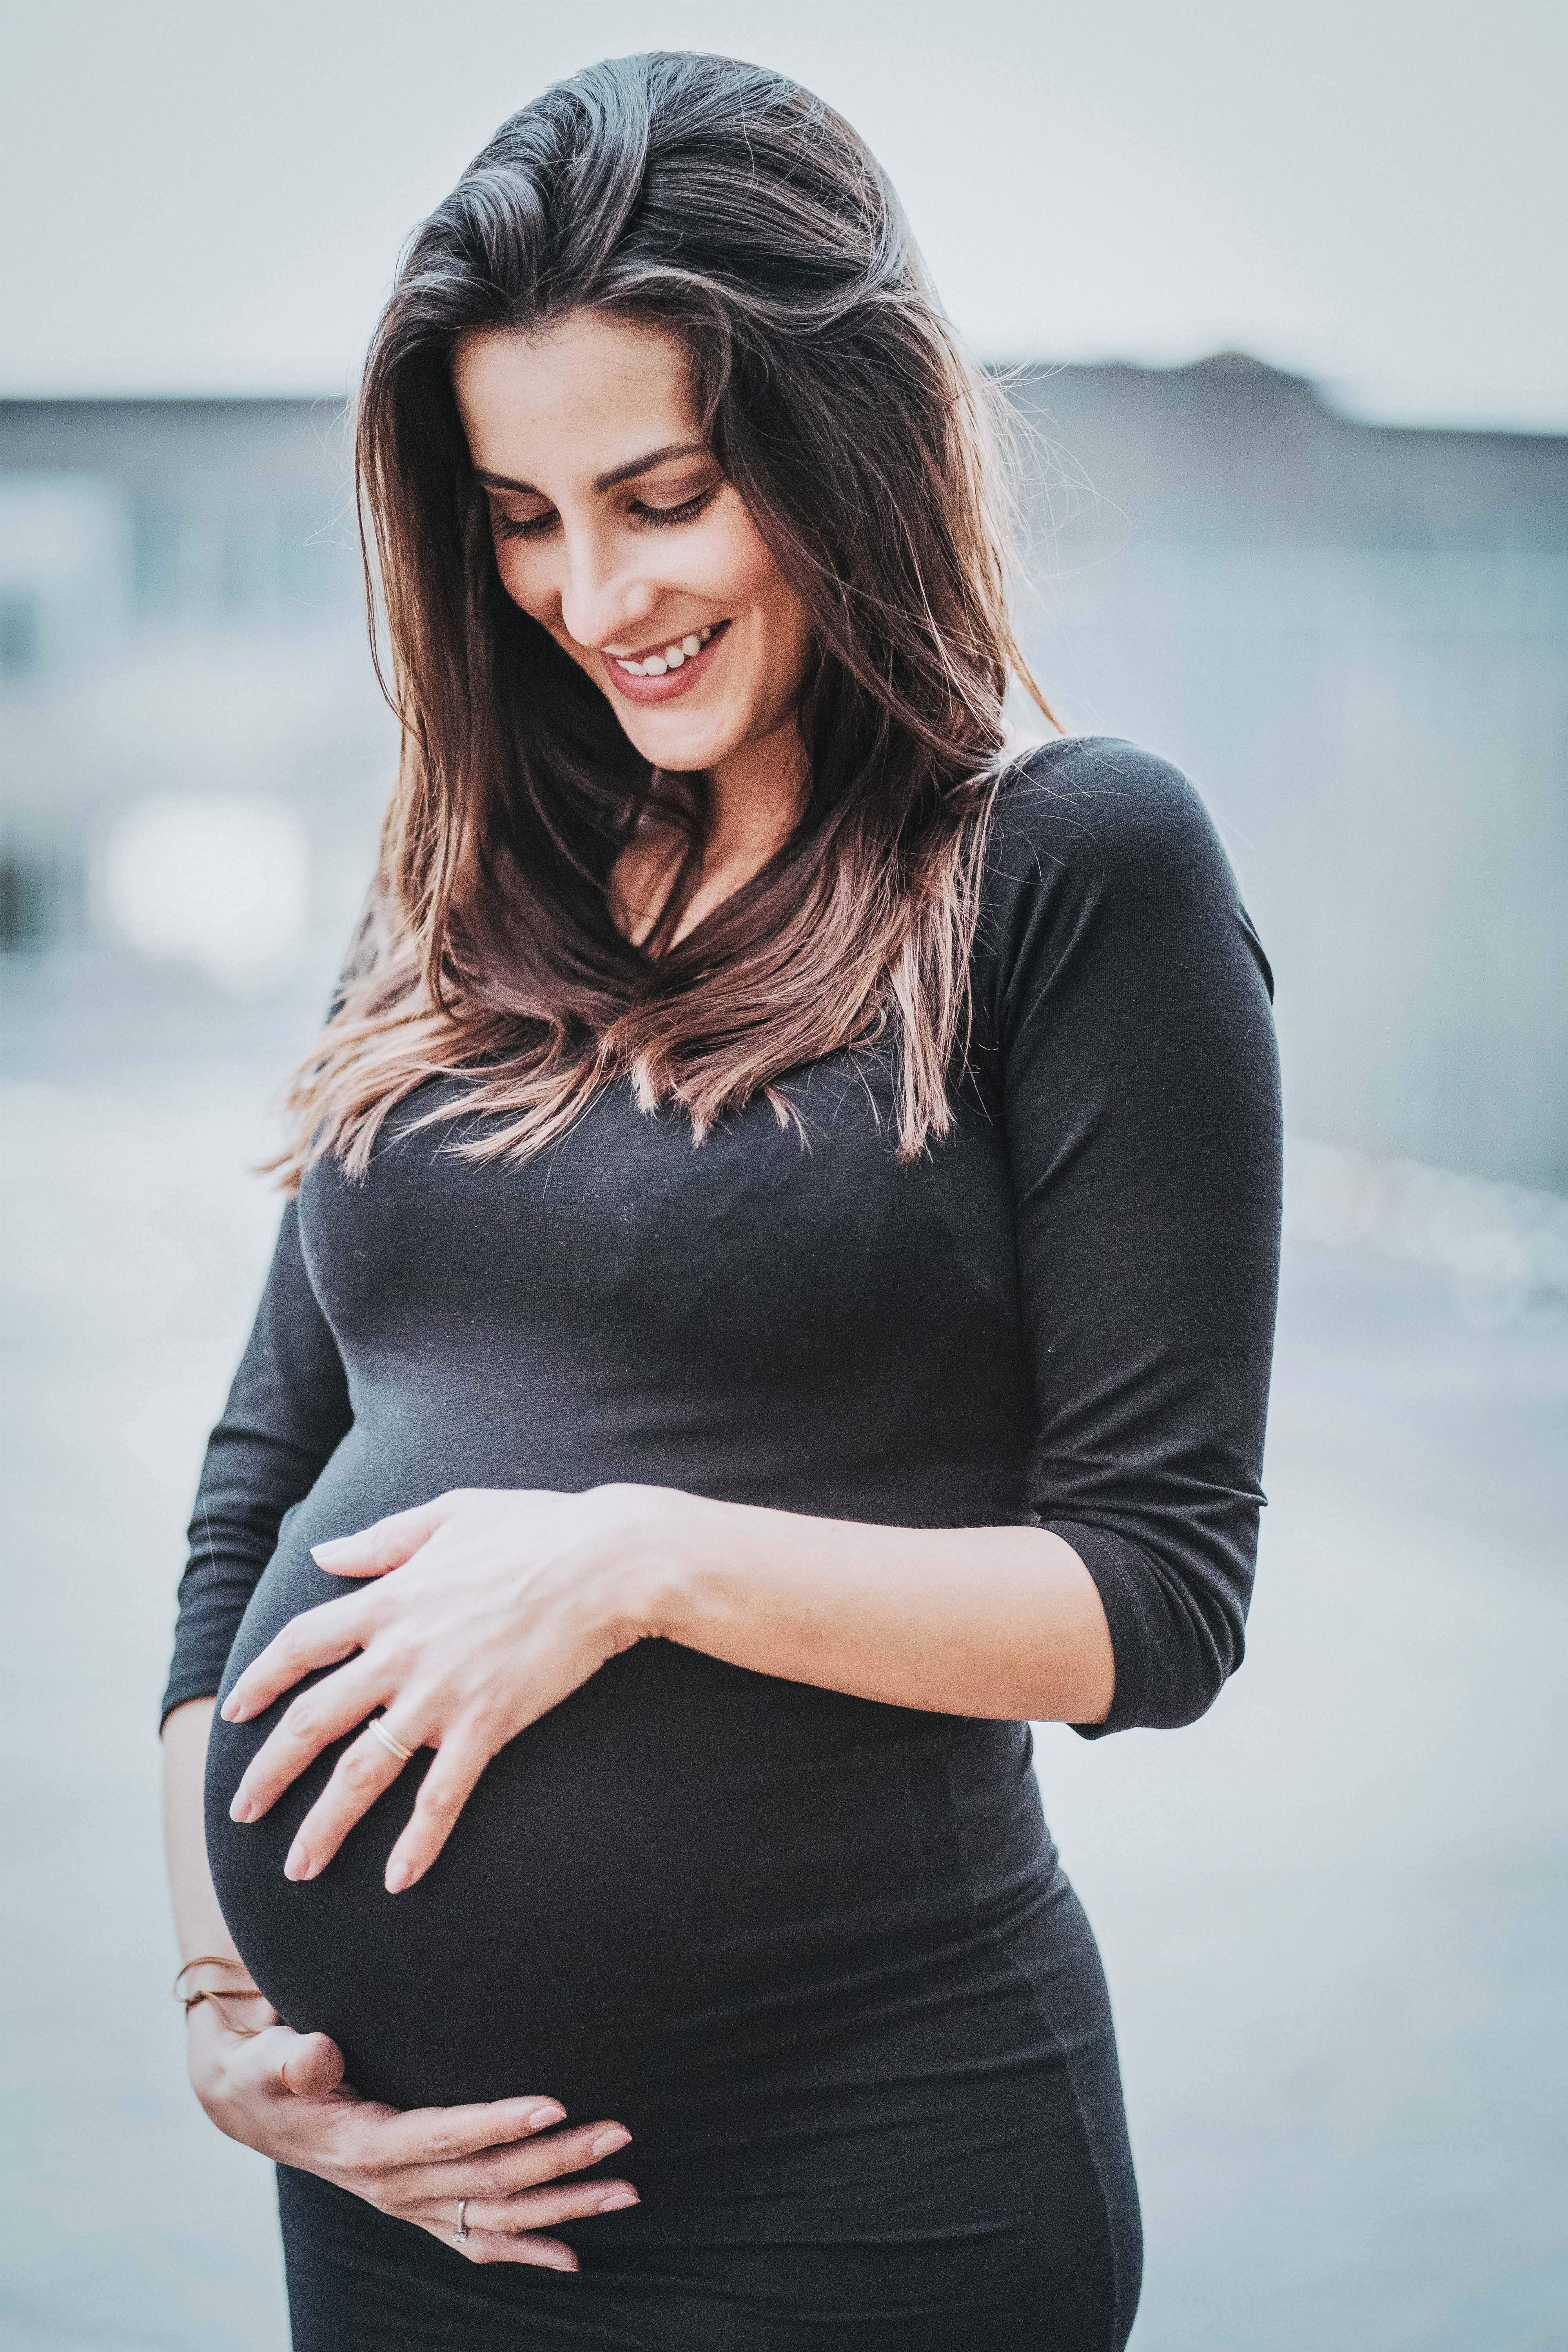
[277, 1893, 1143, 2347]
[282, 2176, 1137, 2352]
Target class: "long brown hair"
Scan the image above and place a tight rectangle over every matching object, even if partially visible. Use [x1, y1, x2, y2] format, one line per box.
[277, 51, 1054, 1189]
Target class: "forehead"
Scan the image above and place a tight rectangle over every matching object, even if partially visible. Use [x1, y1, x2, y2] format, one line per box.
[453, 313, 700, 483]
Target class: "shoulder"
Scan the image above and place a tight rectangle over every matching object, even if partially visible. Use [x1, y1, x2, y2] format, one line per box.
[985, 734, 1233, 902]
[973, 733, 1273, 1024]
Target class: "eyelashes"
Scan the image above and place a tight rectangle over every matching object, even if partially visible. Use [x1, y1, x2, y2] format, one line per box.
[492, 485, 720, 543]
[632, 486, 720, 530]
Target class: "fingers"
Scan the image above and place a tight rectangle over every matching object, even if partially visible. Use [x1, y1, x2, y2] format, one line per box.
[418, 2146, 641, 2273]
[279, 1716, 418, 1880]
[278, 2032, 348, 2098]
[402, 2119, 632, 2204]
[445, 2229, 580, 2272]
[311, 1495, 461, 1580]
[225, 2023, 347, 2100]
[221, 1595, 373, 1726]
[383, 1732, 493, 1894]
[463, 2175, 640, 2236]
[227, 1657, 394, 1826]
[234, 1697, 489, 1891]
[368, 2096, 569, 2170]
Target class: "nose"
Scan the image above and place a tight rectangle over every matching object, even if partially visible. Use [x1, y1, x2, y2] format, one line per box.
[557, 526, 658, 652]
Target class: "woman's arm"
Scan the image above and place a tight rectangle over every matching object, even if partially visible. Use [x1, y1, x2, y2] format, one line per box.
[164, 1697, 264, 1983]
[987, 743, 1282, 1734]
[166, 1205, 642, 2264]
[219, 743, 1280, 1887]
[298, 1487, 1112, 1718]
[164, 1201, 354, 1724]
[217, 1484, 1107, 1893]
[162, 1695, 637, 2270]
[640, 1498, 1114, 1720]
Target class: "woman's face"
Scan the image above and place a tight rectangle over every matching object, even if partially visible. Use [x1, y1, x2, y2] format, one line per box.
[454, 312, 813, 780]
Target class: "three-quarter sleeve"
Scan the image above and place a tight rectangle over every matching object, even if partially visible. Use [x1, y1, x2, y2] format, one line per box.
[160, 1198, 353, 1723]
[982, 737, 1283, 1736]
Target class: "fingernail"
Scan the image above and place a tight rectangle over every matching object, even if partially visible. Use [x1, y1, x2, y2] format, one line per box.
[590, 2126, 632, 2159]
[220, 1695, 239, 1720]
[525, 2102, 566, 2129]
[311, 1539, 349, 1561]
[385, 1860, 412, 1893]
[597, 2189, 639, 2212]
[284, 1842, 309, 1880]
[542, 2253, 579, 2272]
[229, 1793, 253, 1823]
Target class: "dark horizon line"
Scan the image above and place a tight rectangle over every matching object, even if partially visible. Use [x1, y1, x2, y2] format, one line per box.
[1, 360, 1565, 445]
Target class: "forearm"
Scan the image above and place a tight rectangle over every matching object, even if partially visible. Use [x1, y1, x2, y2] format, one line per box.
[642, 1496, 1115, 1725]
[162, 1696, 242, 1964]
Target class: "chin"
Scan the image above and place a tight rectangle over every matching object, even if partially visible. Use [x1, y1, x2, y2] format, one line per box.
[626, 713, 746, 771]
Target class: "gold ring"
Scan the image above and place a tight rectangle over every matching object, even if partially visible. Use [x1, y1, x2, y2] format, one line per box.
[368, 1715, 414, 1764]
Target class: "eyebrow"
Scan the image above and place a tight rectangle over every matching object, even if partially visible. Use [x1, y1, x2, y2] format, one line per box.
[474, 440, 711, 499]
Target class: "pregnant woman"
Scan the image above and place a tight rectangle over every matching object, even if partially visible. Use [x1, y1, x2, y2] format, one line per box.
[162, 50, 1281, 2352]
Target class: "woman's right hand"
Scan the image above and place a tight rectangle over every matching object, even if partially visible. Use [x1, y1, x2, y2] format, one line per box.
[185, 1998, 637, 2271]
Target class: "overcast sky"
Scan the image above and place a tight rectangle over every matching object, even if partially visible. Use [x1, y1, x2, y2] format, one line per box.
[4, 0, 1563, 429]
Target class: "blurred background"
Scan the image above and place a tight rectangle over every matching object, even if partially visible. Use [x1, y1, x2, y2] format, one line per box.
[2, 5, 1564, 2348]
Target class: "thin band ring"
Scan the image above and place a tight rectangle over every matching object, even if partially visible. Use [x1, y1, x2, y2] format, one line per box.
[368, 1715, 414, 1764]
[454, 2198, 470, 2243]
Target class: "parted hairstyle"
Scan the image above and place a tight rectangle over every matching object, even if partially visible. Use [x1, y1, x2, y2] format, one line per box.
[275, 49, 1055, 1189]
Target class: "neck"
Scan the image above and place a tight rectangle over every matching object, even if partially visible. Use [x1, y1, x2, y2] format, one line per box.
[612, 717, 808, 953]
[703, 717, 807, 868]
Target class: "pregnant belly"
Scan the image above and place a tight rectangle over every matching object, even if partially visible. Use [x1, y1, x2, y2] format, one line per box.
[204, 1510, 980, 2126]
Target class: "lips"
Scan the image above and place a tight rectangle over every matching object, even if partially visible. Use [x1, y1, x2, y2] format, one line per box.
[601, 619, 731, 706]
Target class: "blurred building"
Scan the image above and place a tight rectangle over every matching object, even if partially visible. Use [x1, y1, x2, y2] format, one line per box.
[0, 400, 394, 1005]
[2, 363, 1565, 1188]
[1010, 356, 1568, 1192]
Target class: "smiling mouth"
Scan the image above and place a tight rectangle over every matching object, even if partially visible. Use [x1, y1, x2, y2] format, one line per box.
[600, 618, 731, 703]
[609, 621, 724, 676]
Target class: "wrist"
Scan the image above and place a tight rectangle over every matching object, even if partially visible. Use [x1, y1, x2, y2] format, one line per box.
[175, 1954, 277, 2044]
[598, 1483, 726, 1648]
[185, 1993, 252, 2109]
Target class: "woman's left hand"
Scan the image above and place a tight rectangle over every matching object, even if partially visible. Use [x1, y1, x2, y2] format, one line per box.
[221, 1485, 675, 1893]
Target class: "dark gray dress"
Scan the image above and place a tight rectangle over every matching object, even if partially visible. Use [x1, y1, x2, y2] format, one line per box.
[166, 739, 1282, 2351]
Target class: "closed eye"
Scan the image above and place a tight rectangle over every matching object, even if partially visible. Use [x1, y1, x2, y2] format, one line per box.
[492, 509, 555, 543]
[490, 484, 721, 544]
[628, 486, 720, 530]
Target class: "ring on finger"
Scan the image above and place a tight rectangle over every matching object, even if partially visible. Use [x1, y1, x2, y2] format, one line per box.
[369, 1715, 414, 1765]
[454, 2197, 470, 2243]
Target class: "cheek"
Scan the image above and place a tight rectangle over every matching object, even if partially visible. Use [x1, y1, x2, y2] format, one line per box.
[751, 580, 814, 705]
[713, 524, 811, 684]
[719, 519, 788, 612]
[494, 546, 553, 625]
[687, 494, 784, 614]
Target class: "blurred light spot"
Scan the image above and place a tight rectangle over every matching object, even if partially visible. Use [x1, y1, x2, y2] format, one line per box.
[101, 793, 309, 989]
[1285, 1136, 1568, 1322]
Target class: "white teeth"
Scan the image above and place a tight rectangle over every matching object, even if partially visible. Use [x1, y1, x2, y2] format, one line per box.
[613, 623, 717, 679]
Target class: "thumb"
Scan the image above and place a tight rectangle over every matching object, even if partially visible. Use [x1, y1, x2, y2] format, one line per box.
[310, 1496, 454, 1579]
[278, 2031, 347, 2097]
